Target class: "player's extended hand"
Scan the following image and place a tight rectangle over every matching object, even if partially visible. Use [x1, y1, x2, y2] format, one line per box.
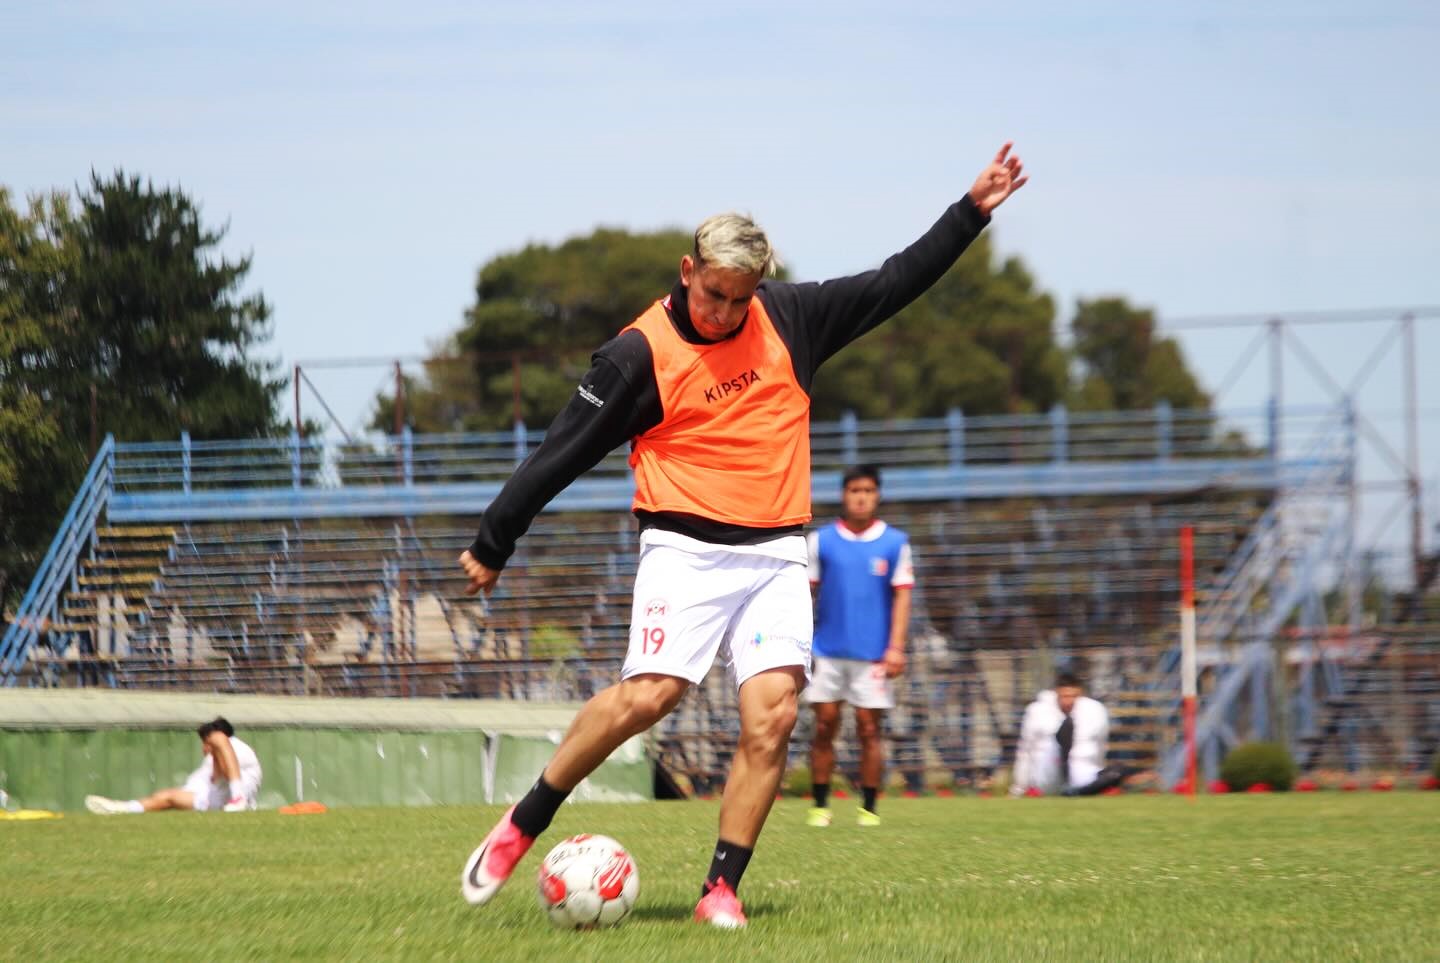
[882, 646, 906, 679]
[459, 550, 500, 596]
[969, 141, 1028, 216]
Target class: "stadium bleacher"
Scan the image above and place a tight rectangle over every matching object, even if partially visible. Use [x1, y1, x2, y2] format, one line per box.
[6, 407, 1435, 788]
[24, 497, 1264, 789]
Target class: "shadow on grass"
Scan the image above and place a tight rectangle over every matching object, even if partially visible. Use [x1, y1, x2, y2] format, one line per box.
[627, 901, 697, 924]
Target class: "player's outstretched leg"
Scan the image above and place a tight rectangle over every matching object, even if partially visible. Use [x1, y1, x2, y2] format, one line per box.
[694, 878, 747, 929]
[461, 674, 687, 906]
[461, 805, 537, 906]
[696, 666, 803, 929]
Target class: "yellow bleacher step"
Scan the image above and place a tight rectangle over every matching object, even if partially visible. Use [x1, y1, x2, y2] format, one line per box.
[1107, 690, 1171, 702]
[1107, 725, 1161, 739]
[83, 557, 165, 570]
[1109, 715, 1165, 727]
[44, 621, 95, 634]
[13, 620, 95, 634]
[77, 573, 160, 587]
[62, 591, 150, 607]
[1107, 706, 1169, 717]
[96, 526, 176, 539]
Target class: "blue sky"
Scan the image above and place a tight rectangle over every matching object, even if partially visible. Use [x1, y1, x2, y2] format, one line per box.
[5, 1, 1438, 555]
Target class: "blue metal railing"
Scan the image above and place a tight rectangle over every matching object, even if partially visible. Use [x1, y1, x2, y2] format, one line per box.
[1151, 409, 1358, 785]
[103, 405, 1345, 523]
[5, 405, 1351, 686]
[1, 436, 116, 682]
[110, 404, 1324, 493]
[1196, 419, 1351, 645]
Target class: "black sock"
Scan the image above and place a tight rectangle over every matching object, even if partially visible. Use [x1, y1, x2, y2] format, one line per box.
[812, 783, 830, 808]
[701, 839, 754, 898]
[862, 786, 878, 813]
[511, 774, 570, 838]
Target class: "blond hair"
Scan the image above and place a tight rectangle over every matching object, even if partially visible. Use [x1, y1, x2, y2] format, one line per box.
[693, 212, 778, 277]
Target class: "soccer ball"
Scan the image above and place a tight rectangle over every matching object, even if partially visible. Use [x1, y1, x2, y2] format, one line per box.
[536, 833, 639, 929]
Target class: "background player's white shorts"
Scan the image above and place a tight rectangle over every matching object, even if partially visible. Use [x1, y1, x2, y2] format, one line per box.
[804, 656, 895, 710]
[621, 542, 813, 688]
[182, 763, 262, 812]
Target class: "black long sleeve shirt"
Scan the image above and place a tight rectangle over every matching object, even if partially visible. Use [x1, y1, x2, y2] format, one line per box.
[469, 195, 990, 569]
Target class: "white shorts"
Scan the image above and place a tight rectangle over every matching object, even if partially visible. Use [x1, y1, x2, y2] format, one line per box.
[804, 656, 894, 710]
[182, 765, 262, 812]
[1021, 749, 1104, 794]
[620, 541, 813, 688]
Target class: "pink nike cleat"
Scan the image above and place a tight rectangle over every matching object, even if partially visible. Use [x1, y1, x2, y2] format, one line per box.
[694, 879, 747, 929]
[460, 806, 536, 906]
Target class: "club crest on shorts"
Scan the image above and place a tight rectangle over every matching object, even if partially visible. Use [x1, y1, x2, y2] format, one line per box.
[644, 598, 668, 619]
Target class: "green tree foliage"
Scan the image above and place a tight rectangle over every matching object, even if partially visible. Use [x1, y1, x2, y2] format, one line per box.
[376, 228, 1212, 433]
[67, 172, 283, 441]
[0, 190, 77, 610]
[383, 228, 1083, 430]
[0, 174, 284, 611]
[371, 337, 484, 436]
[809, 234, 1067, 419]
[1070, 297, 1209, 411]
[375, 227, 705, 432]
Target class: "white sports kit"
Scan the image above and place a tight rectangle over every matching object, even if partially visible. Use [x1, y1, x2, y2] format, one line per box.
[620, 529, 813, 688]
[805, 656, 895, 710]
[183, 735, 263, 811]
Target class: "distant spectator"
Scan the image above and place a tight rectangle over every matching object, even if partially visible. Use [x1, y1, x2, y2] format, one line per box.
[1011, 672, 1122, 796]
[86, 717, 262, 814]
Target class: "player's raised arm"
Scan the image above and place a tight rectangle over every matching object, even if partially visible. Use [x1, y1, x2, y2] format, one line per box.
[761, 141, 1029, 379]
[968, 141, 1028, 216]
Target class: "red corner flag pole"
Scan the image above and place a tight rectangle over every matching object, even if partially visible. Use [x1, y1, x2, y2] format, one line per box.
[1180, 525, 1198, 799]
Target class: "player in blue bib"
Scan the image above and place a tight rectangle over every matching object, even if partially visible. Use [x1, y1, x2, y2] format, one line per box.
[805, 465, 914, 827]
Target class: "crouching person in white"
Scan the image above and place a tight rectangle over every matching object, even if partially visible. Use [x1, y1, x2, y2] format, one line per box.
[1011, 672, 1121, 797]
[86, 716, 262, 814]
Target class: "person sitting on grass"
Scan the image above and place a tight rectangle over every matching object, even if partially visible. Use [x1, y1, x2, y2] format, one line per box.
[1011, 671, 1123, 797]
[86, 716, 262, 814]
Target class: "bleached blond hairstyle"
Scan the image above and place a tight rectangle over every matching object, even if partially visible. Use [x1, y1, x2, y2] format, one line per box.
[693, 212, 778, 277]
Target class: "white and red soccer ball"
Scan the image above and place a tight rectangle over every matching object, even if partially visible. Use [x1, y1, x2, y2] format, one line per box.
[536, 834, 639, 929]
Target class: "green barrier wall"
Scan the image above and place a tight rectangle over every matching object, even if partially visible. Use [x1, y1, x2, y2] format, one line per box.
[0, 691, 651, 812]
[489, 732, 652, 805]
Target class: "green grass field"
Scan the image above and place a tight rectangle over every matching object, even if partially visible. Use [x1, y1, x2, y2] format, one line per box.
[5, 794, 1437, 961]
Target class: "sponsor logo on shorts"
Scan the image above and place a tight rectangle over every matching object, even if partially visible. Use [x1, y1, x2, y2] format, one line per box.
[870, 557, 889, 576]
[763, 634, 810, 655]
[644, 598, 668, 618]
[577, 384, 605, 408]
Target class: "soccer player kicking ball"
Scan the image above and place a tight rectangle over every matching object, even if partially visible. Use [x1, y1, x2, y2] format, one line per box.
[459, 143, 1027, 929]
[805, 465, 913, 828]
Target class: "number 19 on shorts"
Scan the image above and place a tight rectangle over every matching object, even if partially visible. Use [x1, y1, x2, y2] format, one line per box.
[641, 627, 665, 654]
